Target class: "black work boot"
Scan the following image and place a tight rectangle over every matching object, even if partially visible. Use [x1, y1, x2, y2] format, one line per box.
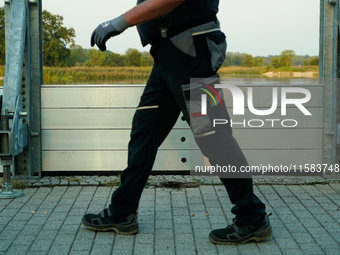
[209, 213, 272, 245]
[82, 208, 138, 235]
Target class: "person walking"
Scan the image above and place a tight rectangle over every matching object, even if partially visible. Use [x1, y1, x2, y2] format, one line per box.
[82, 0, 272, 245]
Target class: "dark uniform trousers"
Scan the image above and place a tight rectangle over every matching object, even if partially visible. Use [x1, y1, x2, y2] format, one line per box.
[109, 26, 266, 225]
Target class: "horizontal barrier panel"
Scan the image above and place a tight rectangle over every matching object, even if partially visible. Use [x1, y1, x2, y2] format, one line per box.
[40, 85, 323, 108]
[42, 150, 191, 171]
[41, 85, 145, 108]
[41, 108, 322, 130]
[42, 129, 191, 150]
[42, 128, 322, 151]
[41, 149, 322, 172]
[41, 109, 188, 129]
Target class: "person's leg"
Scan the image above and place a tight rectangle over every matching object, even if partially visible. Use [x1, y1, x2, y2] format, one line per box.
[82, 66, 181, 232]
[153, 36, 266, 225]
[109, 70, 181, 220]
[152, 32, 271, 244]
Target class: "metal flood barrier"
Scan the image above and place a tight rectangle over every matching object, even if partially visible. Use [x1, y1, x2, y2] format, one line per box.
[0, 0, 340, 198]
[0, 81, 327, 173]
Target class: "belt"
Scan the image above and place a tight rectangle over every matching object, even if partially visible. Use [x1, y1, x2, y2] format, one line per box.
[152, 15, 217, 45]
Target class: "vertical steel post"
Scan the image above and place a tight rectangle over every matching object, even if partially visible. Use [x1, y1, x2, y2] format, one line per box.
[15, 0, 42, 178]
[1, 0, 42, 198]
[320, 0, 340, 177]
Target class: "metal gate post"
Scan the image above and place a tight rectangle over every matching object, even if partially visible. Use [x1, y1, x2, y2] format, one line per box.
[15, 0, 43, 178]
[320, 0, 340, 178]
[0, 0, 42, 198]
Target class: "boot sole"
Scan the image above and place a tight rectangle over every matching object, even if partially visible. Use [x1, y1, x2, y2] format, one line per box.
[209, 224, 273, 245]
[81, 218, 139, 235]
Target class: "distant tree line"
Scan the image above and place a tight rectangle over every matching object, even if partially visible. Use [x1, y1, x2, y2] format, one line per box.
[222, 50, 319, 68]
[0, 8, 319, 68]
[65, 46, 154, 67]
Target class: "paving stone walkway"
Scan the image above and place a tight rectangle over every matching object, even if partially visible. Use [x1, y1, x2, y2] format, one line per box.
[0, 179, 339, 255]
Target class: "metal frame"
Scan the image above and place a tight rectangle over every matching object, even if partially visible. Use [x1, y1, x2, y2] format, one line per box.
[319, 0, 340, 177]
[0, 0, 42, 198]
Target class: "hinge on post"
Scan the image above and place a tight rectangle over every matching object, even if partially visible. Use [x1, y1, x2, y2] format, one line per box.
[329, 0, 337, 5]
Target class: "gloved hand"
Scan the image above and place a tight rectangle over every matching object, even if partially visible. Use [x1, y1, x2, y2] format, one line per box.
[91, 15, 130, 51]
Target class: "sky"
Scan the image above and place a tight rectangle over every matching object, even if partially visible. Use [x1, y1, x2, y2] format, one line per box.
[1, 0, 320, 57]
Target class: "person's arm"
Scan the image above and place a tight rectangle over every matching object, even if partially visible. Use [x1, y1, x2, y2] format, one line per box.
[123, 0, 185, 26]
[91, 0, 186, 51]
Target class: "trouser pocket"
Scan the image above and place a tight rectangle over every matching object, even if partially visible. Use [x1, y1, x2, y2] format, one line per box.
[182, 74, 224, 137]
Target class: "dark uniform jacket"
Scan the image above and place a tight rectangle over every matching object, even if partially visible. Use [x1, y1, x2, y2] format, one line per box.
[136, 0, 220, 46]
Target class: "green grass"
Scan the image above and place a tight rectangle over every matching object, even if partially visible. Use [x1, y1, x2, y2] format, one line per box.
[43, 66, 152, 84]
[11, 179, 27, 189]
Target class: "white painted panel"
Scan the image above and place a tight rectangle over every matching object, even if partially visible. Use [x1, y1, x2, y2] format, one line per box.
[40, 85, 323, 109]
[41, 85, 145, 108]
[41, 108, 322, 129]
[42, 149, 322, 172]
[42, 150, 190, 171]
[42, 129, 191, 150]
[42, 129, 322, 151]
[41, 109, 188, 129]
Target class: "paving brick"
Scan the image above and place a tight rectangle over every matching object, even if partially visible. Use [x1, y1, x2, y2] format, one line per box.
[155, 219, 172, 229]
[216, 245, 239, 255]
[5, 245, 30, 255]
[133, 243, 154, 255]
[12, 234, 36, 246]
[42, 220, 63, 230]
[175, 248, 197, 255]
[323, 248, 340, 255]
[299, 242, 325, 255]
[111, 249, 133, 255]
[69, 251, 90, 255]
[90, 244, 112, 255]
[135, 234, 154, 244]
[138, 223, 154, 234]
[94, 232, 115, 245]
[155, 238, 175, 250]
[281, 248, 304, 255]
[48, 244, 72, 255]
[174, 223, 193, 234]
[0, 239, 12, 252]
[154, 249, 175, 255]
[76, 229, 96, 240]
[291, 231, 316, 243]
[29, 239, 53, 252]
[194, 238, 217, 251]
[71, 239, 93, 251]
[237, 242, 261, 255]
[59, 223, 80, 235]
[257, 240, 282, 255]
[113, 235, 135, 250]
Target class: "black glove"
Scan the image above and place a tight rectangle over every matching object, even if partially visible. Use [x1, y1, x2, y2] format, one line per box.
[91, 15, 129, 51]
